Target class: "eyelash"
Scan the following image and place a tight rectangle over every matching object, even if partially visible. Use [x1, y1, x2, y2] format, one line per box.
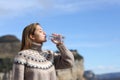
[39, 31, 43, 33]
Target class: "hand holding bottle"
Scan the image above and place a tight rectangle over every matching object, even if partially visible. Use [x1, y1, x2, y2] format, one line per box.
[48, 33, 64, 45]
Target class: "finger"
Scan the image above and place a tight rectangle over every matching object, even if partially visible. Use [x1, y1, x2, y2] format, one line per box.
[52, 33, 60, 36]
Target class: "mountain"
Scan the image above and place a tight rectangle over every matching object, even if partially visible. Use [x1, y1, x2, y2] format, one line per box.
[96, 72, 120, 80]
[0, 35, 20, 43]
[0, 35, 21, 58]
[83, 70, 120, 80]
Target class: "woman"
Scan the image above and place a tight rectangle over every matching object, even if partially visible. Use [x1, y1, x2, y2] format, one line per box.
[13, 23, 74, 80]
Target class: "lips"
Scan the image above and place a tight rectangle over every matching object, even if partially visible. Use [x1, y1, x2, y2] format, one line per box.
[45, 35, 47, 39]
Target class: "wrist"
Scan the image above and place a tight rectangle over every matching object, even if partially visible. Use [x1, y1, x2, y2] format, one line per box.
[56, 42, 63, 46]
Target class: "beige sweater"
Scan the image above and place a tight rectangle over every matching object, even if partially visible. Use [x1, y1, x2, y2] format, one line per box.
[13, 43, 74, 80]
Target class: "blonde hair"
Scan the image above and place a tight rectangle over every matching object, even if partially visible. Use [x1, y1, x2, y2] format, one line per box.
[20, 23, 40, 50]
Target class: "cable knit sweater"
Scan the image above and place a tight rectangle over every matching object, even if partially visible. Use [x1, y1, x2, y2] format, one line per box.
[12, 43, 74, 80]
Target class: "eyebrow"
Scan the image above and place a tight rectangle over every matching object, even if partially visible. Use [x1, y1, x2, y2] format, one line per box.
[36, 28, 43, 31]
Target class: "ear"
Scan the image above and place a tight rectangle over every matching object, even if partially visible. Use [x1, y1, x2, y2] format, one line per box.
[29, 34, 35, 41]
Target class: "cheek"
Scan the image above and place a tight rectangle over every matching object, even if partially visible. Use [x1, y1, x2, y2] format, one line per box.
[34, 32, 44, 42]
[35, 34, 42, 39]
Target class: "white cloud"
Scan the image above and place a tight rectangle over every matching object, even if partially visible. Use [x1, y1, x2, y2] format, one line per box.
[95, 65, 120, 74]
[52, 0, 120, 12]
[0, 0, 37, 18]
[86, 65, 120, 74]
[0, 1, 31, 12]
[67, 42, 103, 48]
[65, 33, 120, 48]
[66, 41, 117, 49]
[0, 0, 120, 17]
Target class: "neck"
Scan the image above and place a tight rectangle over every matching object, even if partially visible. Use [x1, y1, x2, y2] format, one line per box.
[31, 42, 42, 51]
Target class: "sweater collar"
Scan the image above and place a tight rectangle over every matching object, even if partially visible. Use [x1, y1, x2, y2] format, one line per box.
[31, 42, 42, 51]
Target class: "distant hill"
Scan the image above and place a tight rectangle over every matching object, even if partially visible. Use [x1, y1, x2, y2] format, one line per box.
[0, 35, 21, 58]
[0, 35, 20, 43]
[96, 72, 120, 80]
[83, 70, 120, 80]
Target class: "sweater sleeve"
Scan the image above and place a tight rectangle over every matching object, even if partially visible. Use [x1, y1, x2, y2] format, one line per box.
[12, 52, 26, 80]
[53, 44, 74, 69]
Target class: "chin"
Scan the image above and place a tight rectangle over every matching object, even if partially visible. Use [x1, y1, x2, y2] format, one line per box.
[44, 40, 47, 42]
[43, 39, 47, 42]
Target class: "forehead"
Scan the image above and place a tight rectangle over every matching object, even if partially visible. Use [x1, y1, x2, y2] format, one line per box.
[36, 25, 43, 30]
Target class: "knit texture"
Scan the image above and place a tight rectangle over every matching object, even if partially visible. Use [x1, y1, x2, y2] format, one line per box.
[12, 43, 74, 80]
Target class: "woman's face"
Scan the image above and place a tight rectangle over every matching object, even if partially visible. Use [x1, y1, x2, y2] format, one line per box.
[30, 25, 46, 43]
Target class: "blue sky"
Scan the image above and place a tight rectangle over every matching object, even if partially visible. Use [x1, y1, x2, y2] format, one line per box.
[0, 0, 120, 74]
